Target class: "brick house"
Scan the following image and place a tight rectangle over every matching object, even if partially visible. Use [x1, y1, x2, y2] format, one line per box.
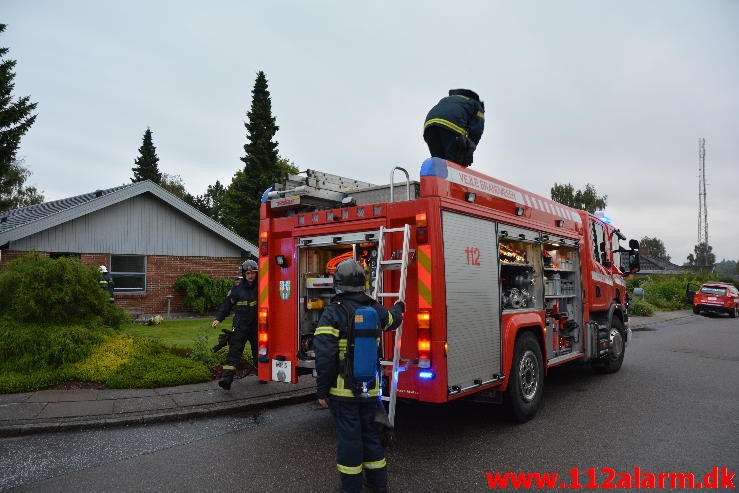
[0, 180, 257, 317]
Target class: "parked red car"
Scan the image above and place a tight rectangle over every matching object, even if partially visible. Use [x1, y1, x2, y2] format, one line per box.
[692, 282, 739, 318]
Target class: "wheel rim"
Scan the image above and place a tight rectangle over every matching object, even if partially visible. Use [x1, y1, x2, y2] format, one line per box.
[609, 328, 624, 359]
[518, 349, 539, 402]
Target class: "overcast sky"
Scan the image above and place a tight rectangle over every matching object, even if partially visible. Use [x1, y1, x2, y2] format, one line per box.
[4, 1, 738, 263]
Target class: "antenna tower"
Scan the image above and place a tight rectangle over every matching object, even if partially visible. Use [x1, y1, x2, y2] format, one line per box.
[697, 138, 707, 245]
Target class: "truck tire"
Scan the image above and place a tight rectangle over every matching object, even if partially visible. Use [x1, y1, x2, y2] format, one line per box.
[504, 332, 543, 423]
[693, 306, 700, 315]
[593, 317, 626, 374]
[729, 306, 737, 318]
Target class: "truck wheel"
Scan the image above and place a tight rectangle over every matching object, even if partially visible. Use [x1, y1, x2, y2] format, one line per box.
[593, 318, 626, 374]
[692, 306, 700, 315]
[504, 332, 543, 423]
[729, 306, 737, 318]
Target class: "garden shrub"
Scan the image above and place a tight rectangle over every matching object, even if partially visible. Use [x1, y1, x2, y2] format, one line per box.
[0, 252, 128, 328]
[189, 328, 226, 367]
[628, 298, 656, 316]
[0, 322, 109, 372]
[174, 271, 233, 315]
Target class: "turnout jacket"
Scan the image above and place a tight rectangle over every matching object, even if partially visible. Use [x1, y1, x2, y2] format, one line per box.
[214, 278, 258, 329]
[424, 89, 485, 147]
[99, 272, 115, 300]
[314, 292, 403, 400]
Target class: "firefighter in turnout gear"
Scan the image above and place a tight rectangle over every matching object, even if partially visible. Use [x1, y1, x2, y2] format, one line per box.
[212, 259, 259, 390]
[314, 259, 405, 493]
[98, 265, 115, 302]
[423, 88, 485, 167]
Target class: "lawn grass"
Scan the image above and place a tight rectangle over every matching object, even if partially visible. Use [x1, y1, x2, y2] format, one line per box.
[122, 317, 233, 349]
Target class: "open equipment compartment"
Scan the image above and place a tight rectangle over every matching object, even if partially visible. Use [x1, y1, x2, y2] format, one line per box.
[295, 233, 380, 369]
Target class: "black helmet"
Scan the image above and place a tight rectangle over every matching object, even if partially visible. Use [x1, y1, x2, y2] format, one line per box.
[333, 259, 365, 293]
[241, 259, 258, 274]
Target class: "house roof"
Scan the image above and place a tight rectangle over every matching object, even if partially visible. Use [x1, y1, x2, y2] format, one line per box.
[638, 253, 688, 275]
[0, 180, 257, 256]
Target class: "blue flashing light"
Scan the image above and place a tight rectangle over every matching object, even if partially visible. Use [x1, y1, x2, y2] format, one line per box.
[418, 370, 435, 380]
[260, 187, 273, 204]
[594, 210, 613, 224]
[420, 158, 449, 179]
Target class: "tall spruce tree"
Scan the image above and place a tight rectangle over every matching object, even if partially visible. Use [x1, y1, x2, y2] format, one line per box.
[131, 127, 162, 184]
[0, 24, 42, 212]
[220, 71, 291, 242]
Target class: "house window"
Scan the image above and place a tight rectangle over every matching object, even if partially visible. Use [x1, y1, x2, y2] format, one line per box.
[50, 252, 80, 259]
[111, 255, 146, 291]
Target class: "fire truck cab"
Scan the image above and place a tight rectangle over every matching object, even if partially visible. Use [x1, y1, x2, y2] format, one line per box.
[255, 158, 640, 422]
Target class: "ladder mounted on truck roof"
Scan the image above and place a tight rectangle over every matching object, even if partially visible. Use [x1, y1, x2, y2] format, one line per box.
[266, 167, 419, 212]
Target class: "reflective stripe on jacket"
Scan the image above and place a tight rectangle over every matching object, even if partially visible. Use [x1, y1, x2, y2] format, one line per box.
[423, 92, 485, 145]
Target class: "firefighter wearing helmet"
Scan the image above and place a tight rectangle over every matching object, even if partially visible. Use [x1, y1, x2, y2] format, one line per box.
[98, 265, 115, 302]
[314, 259, 405, 493]
[423, 88, 485, 167]
[211, 259, 259, 390]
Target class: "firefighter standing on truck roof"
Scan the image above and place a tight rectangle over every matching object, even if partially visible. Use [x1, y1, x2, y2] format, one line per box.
[211, 259, 259, 390]
[423, 88, 485, 167]
[314, 259, 405, 493]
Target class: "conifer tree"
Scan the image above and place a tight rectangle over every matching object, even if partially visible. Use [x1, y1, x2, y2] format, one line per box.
[0, 24, 42, 212]
[131, 127, 162, 184]
[220, 71, 295, 242]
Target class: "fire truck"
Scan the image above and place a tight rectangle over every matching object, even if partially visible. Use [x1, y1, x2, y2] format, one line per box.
[255, 158, 640, 423]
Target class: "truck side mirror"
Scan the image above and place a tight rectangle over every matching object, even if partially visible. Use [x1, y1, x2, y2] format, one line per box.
[629, 239, 640, 250]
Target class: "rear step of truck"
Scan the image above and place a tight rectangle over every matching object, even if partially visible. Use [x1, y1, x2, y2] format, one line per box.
[374, 224, 411, 428]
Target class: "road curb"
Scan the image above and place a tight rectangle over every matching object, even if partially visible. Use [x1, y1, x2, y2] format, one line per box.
[0, 387, 315, 438]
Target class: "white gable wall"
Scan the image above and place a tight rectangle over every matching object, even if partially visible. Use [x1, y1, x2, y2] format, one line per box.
[10, 194, 242, 257]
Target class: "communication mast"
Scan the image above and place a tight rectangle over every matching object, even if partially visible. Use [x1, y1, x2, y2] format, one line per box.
[697, 138, 708, 245]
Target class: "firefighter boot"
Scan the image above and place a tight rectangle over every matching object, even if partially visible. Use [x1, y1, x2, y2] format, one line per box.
[218, 369, 234, 390]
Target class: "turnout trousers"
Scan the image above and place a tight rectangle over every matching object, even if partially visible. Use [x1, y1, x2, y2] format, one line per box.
[329, 398, 388, 493]
[423, 125, 474, 167]
[224, 323, 258, 369]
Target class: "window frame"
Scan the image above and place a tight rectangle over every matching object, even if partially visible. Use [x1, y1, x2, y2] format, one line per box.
[110, 255, 147, 292]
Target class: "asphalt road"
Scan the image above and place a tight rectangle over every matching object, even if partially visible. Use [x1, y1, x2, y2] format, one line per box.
[2, 314, 737, 492]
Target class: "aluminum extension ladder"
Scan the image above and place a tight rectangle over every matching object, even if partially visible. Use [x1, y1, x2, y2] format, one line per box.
[372, 223, 411, 428]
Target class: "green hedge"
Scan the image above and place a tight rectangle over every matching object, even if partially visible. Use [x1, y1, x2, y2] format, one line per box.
[627, 272, 728, 311]
[174, 271, 234, 315]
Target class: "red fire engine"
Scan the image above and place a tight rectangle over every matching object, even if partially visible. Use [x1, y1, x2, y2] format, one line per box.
[255, 158, 640, 423]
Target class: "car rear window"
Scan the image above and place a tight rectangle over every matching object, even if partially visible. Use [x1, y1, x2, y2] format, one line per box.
[700, 286, 727, 296]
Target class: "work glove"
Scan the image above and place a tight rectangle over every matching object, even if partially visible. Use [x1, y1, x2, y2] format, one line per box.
[393, 300, 406, 313]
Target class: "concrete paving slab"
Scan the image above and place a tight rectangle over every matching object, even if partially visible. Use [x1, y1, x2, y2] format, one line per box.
[27, 389, 99, 403]
[98, 388, 157, 400]
[37, 400, 114, 419]
[0, 393, 32, 405]
[169, 389, 236, 407]
[0, 403, 46, 421]
[113, 395, 178, 414]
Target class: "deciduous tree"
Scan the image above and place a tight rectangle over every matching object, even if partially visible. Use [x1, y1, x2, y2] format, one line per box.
[639, 236, 671, 262]
[550, 182, 607, 213]
[685, 242, 715, 270]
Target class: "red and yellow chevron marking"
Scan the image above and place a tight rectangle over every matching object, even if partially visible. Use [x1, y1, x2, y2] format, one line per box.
[258, 257, 269, 305]
[417, 245, 432, 309]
